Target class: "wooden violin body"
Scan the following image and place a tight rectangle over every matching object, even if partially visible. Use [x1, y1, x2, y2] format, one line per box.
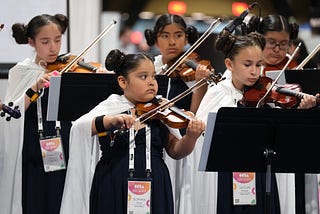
[46, 53, 101, 73]
[135, 97, 194, 129]
[241, 76, 301, 108]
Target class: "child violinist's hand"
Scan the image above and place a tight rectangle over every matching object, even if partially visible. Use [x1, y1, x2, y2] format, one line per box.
[92, 114, 136, 136]
[185, 117, 205, 141]
[103, 114, 136, 130]
[195, 64, 214, 82]
[297, 94, 317, 109]
[166, 117, 206, 159]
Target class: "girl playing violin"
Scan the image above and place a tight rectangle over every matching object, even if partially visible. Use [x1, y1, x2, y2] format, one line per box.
[256, 14, 299, 74]
[1, 14, 72, 214]
[59, 49, 205, 214]
[144, 14, 211, 116]
[246, 15, 319, 214]
[144, 15, 212, 212]
[182, 30, 317, 214]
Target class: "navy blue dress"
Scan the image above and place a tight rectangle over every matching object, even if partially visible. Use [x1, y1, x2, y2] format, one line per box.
[22, 88, 72, 214]
[90, 119, 174, 214]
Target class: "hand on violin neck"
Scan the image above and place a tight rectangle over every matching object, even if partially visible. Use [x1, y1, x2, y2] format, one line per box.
[297, 94, 318, 109]
[96, 66, 108, 73]
[171, 117, 205, 158]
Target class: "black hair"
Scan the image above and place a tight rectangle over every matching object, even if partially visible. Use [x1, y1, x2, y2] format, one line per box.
[246, 14, 299, 40]
[12, 14, 69, 44]
[105, 49, 154, 78]
[144, 14, 199, 46]
[215, 30, 265, 60]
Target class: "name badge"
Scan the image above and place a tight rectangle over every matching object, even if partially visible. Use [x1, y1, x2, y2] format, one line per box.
[39, 136, 66, 172]
[233, 172, 256, 205]
[127, 179, 152, 213]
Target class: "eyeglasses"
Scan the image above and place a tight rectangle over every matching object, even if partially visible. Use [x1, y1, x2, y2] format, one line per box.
[265, 39, 289, 50]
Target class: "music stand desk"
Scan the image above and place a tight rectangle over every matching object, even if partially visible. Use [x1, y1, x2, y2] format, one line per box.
[199, 107, 320, 214]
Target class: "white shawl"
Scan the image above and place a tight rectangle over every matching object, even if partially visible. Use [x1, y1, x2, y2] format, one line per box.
[0, 57, 45, 214]
[59, 94, 135, 214]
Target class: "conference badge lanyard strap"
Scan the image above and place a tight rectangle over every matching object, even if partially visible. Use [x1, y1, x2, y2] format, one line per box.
[37, 97, 66, 172]
[127, 125, 152, 214]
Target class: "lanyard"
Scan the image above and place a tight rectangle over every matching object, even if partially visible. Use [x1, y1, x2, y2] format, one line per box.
[36, 94, 61, 138]
[128, 125, 151, 178]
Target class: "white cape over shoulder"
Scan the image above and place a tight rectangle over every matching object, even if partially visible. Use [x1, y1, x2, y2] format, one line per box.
[0, 58, 44, 214]
[60, 94, 134, 214]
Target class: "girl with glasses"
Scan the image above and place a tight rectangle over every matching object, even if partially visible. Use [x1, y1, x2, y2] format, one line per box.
[247, 14, 299, 75]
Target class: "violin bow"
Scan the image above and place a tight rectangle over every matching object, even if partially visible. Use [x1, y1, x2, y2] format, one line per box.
[138, 76, 219, 124]
[256, 42, 301, 108]
[59, 20, 117, 74]
[295, 42, 320, 70]
[161, 18, 223, 77]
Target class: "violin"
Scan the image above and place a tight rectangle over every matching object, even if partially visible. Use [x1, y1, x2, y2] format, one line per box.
[114, 72, 223, 134]
[45, 20, 116, 75]
[241, 42, 302, 108]
[135, 97, 194, 129]
[0, 100, 21, 121]
[240, 76, 301, 108]
[164, 52, 214, 82]
[46, 53, 102, 73]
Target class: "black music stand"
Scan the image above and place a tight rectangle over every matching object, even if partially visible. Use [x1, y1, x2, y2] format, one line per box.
[285, 69, 320, 95]
[47, 73, 169, 121]
[199, 107, 320, 214]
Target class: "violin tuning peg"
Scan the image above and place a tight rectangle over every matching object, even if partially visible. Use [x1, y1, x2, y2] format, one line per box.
[0, 112, 5, 117]
[8, 102, 13, 107]
[14, 106, 19, 110]
[6, 116, 11, 121]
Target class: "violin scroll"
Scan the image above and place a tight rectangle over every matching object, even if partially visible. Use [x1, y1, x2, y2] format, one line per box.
[0, 101, 21, 121]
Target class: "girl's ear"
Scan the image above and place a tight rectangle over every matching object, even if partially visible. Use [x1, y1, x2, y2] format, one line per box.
[225, 58, 233, 71]
[117, 76, 127, 90]
[28, 38, 35, 47]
